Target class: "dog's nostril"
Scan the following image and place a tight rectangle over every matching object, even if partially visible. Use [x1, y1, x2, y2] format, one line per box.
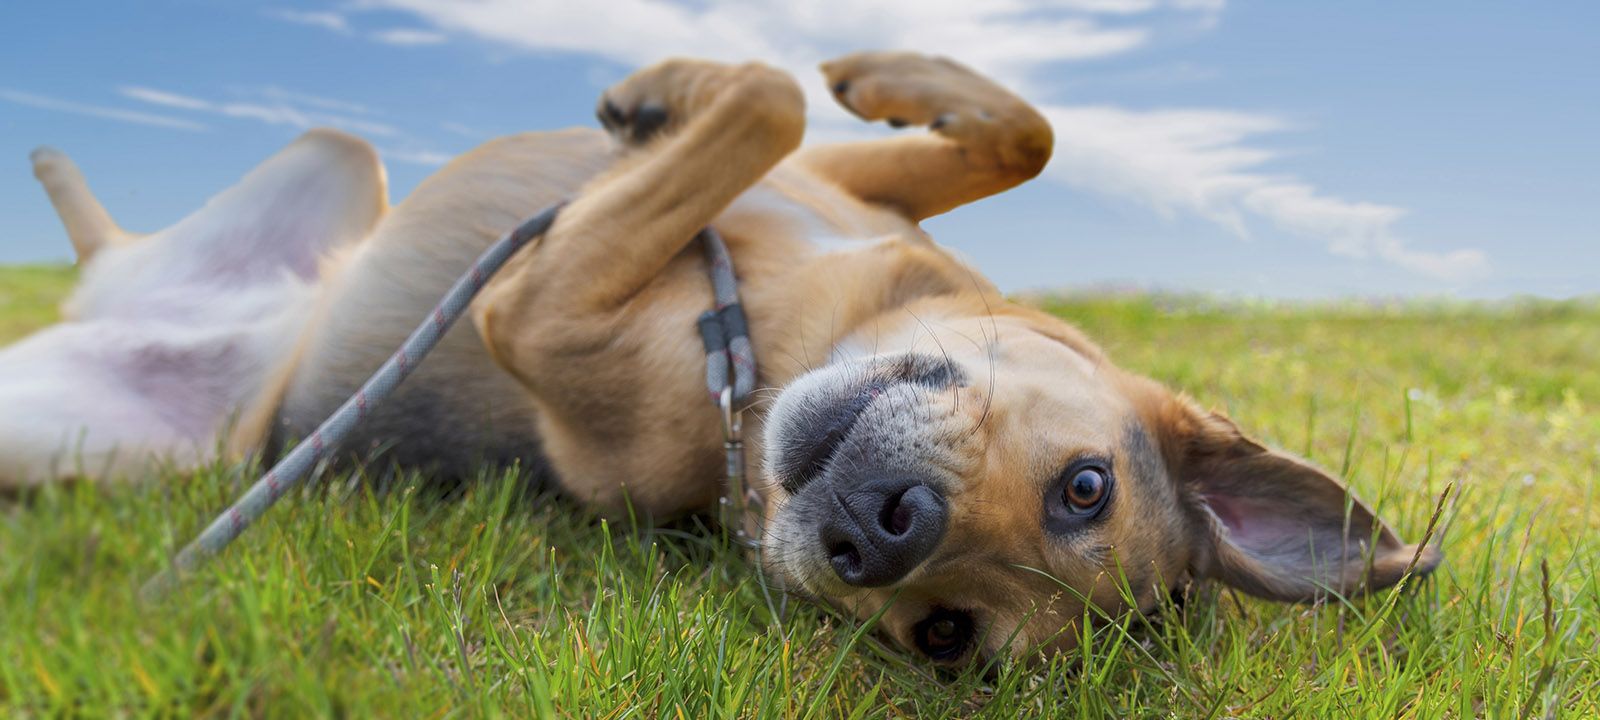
[829, 541, 863, 579]
[820, 481, 948, 588]
[881, 488, 914, 536]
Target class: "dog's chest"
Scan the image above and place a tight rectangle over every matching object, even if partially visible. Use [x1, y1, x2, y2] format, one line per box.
[718, 170, 920, 259]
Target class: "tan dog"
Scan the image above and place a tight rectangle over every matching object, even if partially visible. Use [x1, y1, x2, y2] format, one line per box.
[6, 52, 1438, 664]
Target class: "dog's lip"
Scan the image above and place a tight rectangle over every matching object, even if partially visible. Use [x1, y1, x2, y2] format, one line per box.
[777, 381, 889, 494]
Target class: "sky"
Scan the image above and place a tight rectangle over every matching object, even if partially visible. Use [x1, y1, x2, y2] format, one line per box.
[1, 1, 1595, 298]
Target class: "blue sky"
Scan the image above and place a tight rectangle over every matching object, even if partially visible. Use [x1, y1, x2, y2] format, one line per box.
[2, 1, 1595, 298]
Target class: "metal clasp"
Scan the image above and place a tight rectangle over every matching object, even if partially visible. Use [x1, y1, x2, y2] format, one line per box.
[719, 385, 757, 545]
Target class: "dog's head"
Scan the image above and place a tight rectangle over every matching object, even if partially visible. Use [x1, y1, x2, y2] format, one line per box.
[761, 299, 1440, 665]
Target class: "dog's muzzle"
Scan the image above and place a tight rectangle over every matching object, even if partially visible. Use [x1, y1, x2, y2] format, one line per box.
[765, 353, 964, 588]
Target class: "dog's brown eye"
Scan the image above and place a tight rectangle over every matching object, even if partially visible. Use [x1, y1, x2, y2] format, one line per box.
[1065, 468, 1107, 511]
[1044, 460, 1114, 534]
[914, 608, 974, 661]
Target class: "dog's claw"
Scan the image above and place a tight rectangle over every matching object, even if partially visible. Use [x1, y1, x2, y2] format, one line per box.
[598, 99, 626, 131]
[631, 105, 669, 143]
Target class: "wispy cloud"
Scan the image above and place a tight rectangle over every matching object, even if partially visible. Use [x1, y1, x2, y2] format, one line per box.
[341, 0, 1484, 279]
[371, 28, 448, 46]
[0, 88, 208, 132]
[257, 86, 372, 115]
[380, 147, 453, 166]
[119, 85, 401, 138]
[266, 8, 350, 34]
[115, 84, 458, 168]
[266, 7, 452, 48]
[439, 121, 483, 139]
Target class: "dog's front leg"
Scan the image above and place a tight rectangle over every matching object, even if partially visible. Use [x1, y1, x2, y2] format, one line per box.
[476, 60, 804, 340]
[470, 61, 803, 518]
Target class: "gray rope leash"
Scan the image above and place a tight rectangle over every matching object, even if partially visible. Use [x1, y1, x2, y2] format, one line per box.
[697, 228, 757, 406]
[141, 203, 564, 600]
[695, 229, 760, 542]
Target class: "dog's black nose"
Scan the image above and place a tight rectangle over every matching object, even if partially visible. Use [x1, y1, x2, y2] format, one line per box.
[820, 478, 947, 587]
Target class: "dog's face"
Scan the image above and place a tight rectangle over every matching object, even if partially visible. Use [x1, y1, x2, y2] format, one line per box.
[762, 304, 1438, 665]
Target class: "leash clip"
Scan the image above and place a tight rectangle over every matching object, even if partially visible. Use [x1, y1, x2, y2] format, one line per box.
[719, 385, 757, 545]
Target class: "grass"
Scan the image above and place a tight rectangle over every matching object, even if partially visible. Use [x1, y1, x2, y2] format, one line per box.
[0, 264, 76, 344]
[2, 266, 1596, 717]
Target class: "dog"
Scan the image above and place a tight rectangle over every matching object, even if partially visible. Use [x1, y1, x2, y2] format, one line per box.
[2, 52, 1439, 664]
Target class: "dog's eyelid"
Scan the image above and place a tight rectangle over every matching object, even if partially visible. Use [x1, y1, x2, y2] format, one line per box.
[1053, 453, 1114, 481]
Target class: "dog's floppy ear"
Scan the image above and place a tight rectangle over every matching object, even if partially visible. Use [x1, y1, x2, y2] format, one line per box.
[1154, 396, 1440, 602]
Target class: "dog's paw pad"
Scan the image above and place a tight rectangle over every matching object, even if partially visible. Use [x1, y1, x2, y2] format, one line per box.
[597, 96, 674, 145]
[629, 104, 670, 143]
[597, 99, 626, 131]
[821, 52, 993, 134]
[596, 59, 760, 147]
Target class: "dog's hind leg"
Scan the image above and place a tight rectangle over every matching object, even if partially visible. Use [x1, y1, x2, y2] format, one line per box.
[795, 51, 1054, 221]
[30, 147, 137, 263]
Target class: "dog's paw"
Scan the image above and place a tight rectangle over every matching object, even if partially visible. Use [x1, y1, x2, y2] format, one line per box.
[821, 52, 1014, 137]
[597, 59, 772, 145]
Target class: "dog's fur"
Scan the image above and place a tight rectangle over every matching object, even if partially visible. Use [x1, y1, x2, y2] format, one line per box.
[3, 53, 1439, 664]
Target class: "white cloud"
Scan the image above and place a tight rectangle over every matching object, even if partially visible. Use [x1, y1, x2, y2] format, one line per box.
[119, 85, 402, 138]
[1044, 105, 1488, 280]
[356, 0, 1178, 85]
[439, 121, 483, 138]
[0, 89, 208, 132]
[381, 147, 453, 166]
[115, 84, 459, 170]
[116, 86, 211, 111]
[258, 86, 372, 115]
[319, 0, 1483, 278]
[371, 28, 448, 46]
[266, 9, 350, 33]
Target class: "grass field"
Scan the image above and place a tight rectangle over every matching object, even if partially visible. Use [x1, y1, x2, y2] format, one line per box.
[2, 264, 1596, 717]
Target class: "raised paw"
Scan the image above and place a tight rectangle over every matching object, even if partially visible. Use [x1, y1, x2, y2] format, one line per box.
[821, 51, 1051, 173]
[597, 59, 792, 146]
[824, 52, 1028, 131]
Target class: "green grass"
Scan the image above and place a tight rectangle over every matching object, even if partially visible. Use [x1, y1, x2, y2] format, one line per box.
[2, 266, 1596, 717]
[0, 264, 76, 344]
